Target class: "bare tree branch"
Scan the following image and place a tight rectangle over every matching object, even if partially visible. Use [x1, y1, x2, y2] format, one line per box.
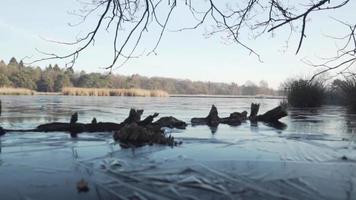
[31, 0, 353, 75]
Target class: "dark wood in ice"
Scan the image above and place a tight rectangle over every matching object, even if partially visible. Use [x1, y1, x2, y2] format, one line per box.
[0, 127, 5, 136]
[192, 103, 286, 128]
[249, 103, 260, 121]
[257, 106, 287, 122]
[36, 122, 124, 133]
[113, 123, 179, 147]
[123, 109, 143, 124]
[220, 111, 248, 126]
[191, 105, 248, 127]
[138, 113, 159, 126]
[91, 117, 97, 124]
[0, 103, 286, 147]
[70, 112, 78, 124]
[0, 108, 186, 147]
[153, 116, 187, 129]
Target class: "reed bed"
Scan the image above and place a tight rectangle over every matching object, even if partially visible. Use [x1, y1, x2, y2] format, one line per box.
[62, 87, 169, 97]
[0, 87, 36, 95]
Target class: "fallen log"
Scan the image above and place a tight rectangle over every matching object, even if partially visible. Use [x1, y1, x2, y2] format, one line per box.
[113, 123, 180, 148]
[35, 121, 124, 133]
[70, 112, 78, 124]
[0, 127, 4, 136]
[220, 111, 248, 126]
[249, 103, 260, 121]
[0, 104, 286, 147]
[91, 117, 97, 124]
[138, 113, 159, 126]
[191, 105, 219, 126]
[0, 108, 186, 147]
[153, 116, 187, 129]
[191, 103, 287, 128]
[2, 109, 186, 135]
[257, 105, 287, 123]
[191, 105, 247, 127]
[123, 109, 143, 124]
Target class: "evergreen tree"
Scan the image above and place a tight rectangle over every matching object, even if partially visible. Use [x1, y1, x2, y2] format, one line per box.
[18, 60, 24, 68]
[8, 57, 18, 66]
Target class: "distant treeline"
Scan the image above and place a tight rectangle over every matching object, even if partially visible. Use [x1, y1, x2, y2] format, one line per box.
[0, 57, 281, 95]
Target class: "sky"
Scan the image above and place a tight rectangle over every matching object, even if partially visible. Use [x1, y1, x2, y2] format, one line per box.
[0, 0, 355, 89]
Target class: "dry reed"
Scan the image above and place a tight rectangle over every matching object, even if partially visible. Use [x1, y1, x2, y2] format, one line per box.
[0, 87, 36, 95]
[62, 87, 169, 97]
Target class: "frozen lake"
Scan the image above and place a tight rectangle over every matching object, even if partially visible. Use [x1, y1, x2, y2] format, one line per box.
[0, 95, 356, 199]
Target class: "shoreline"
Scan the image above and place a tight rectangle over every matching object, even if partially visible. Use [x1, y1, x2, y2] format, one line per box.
[170, 94, 285, 99]
[0, 93, 286, 99]
[0, 87, 285, 99]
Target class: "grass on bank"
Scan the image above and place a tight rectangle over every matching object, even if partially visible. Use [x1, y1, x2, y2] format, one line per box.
[0, 87, 36, 95]
[62, 87, 169, 97]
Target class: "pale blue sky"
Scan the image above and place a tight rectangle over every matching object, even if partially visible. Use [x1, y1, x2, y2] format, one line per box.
[0, 0, 355, 88]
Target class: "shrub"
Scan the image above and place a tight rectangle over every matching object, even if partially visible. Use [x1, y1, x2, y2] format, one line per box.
[334, 78, 356, 110]
[285, 79, 325, 107]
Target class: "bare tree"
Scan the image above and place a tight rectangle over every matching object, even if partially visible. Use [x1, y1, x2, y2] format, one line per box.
[32, 0, 353, 77]
[308, 18, 356, 80]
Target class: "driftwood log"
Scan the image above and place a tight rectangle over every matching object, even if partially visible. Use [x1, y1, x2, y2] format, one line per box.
[256, 105, 288, 122]
[0, 108, 187, 147]
[19, 109, 186, 134]
[249, 103, 260, 121]
[191, 103, 287, 128]
[113, 123, 181, 148]
[0, 103, 286, 146]
[191, 105, 248, 127]
[154, 116, 188, 129]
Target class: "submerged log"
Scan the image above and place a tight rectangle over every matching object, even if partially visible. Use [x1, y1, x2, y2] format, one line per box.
[0, 127, 5, 136]
[191, 105, 220, 126]
[36, 122, 124, 133]
[153, 116, 187, 129]
[37, 122, 72, 132]
[137, 113, 159, 126]
[34, 122, 123, 137]
[123, 109, 143, 124]
[220, 111, 248, 126]
[113, 123, 180, 147]
[0, 108, 185, 147]
[191, 105, 247, 127]
[257, 106, 287, 123]
[192, 103, 287, 128]
[91, 117, 97, 124]
[31, 110, 186, 135]
[70, 112, 78, 124]
[249, 103, 260, 121]
[0, 103, 286, 146]
[206, 105, 219, 127]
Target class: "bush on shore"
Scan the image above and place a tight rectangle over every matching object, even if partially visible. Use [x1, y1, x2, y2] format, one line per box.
[285, 79, 325, 107]
[332, 78, 356, 110]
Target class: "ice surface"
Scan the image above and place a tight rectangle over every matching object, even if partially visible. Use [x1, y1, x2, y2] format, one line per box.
[0, 96, 356, 199]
